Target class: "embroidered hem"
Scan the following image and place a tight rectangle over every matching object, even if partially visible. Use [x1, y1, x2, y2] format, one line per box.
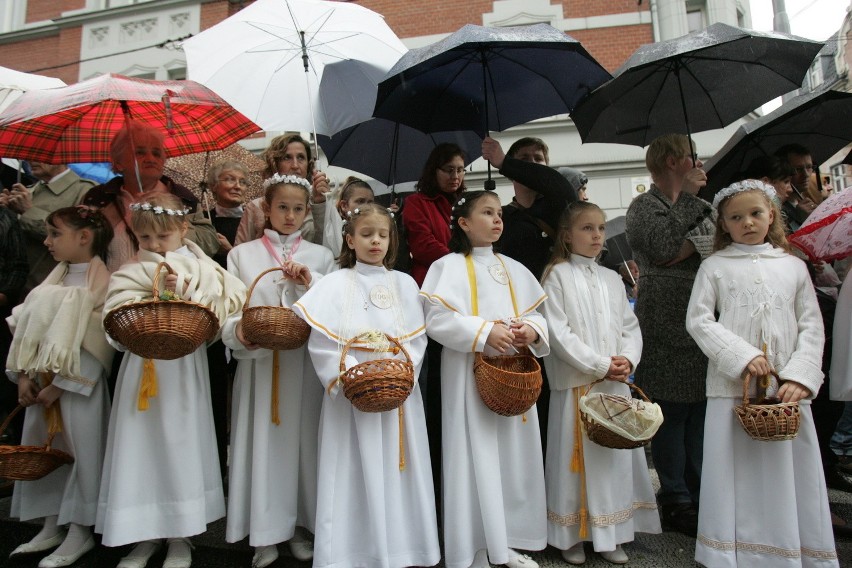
[547, 502, 657, 528]
[697, 534, 838, 560]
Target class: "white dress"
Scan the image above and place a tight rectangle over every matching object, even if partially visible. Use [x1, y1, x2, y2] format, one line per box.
[540, 255, 660, 553]
[686, 243, 837, 567]
[9, 263, 111, 527]
[420, 247, 549, 568]
[222, 230, 335, 546]
[293, 262, 440, 568]
[96, 246, 240, 547]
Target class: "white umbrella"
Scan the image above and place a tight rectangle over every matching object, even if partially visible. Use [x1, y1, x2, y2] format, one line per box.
[183, 0, 406, 139]
[0, 65, 66, 114]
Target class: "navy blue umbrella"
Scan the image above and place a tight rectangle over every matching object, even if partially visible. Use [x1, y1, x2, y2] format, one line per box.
[317, 118, 482, 188]
[702, 88, 852, 201]
[572, 23, 824, 151]
[374, 23, 609, 136]
[373, 23, 610, 188]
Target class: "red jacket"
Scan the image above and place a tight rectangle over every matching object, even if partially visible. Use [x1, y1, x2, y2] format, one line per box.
[402, 192, 453, 286]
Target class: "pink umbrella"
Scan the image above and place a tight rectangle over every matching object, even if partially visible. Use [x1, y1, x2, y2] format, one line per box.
[789, 189, 852, 262]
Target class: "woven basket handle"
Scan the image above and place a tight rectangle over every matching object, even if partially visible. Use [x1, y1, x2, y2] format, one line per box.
[0, 404, 24, 439]
[584, 377, 651, 402]
[339, 332, 412, 373]
[244, 266, 309, 311]
[151, 261, 175, 298]
[741, 370, 782, 407]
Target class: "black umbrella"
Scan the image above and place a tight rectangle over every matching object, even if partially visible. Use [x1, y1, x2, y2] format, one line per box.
[843, 148, 852, 166]
[317, 118, 482, 188]
[571, 23, 824, 152]
[701, 88, 852, 201]
[373, 23, 611, 188]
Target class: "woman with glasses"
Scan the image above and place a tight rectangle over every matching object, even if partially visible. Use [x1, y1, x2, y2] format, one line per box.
[207, 160, 249, 268]
[402, 143, 468, 521]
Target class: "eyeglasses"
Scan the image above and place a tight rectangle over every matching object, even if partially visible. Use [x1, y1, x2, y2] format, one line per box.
[439, 166, 466, 177]
[793, 164, 814, 174]
[218, 176, 248, 187]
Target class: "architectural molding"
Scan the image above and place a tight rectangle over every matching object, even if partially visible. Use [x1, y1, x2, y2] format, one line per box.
[483, 0, 563, 28]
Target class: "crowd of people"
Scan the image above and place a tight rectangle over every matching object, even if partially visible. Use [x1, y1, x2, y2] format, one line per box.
[0, 122, 849, 568]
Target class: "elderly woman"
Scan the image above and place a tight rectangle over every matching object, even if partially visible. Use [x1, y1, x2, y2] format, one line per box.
[82, 120, 218, 271]
[206, 159, 249, 268]
[234, 133, 329, 245]
[625, 133, 714, 538]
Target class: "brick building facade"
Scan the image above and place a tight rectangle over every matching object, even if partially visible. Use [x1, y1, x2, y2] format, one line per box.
[0, 0, 755, 214]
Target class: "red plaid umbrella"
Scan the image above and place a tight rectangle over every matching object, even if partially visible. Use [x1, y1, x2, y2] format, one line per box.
[0, 73, 260, 164]
[789, 189, 852, 262]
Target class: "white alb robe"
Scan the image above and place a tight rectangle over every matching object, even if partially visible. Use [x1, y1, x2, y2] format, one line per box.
[687, 243, 837, 567]
[293, 262, 440, 568]
[222, 230, 335, 546]
[96, 245, 245, 547]
[420, 247, 549, 568]
[9, 263, 112, 527]
[540, 255, 660, 553]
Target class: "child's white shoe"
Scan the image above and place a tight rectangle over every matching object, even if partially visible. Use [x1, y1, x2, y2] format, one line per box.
[162, 538, 192, 568]
[9, 532, 66, 557]
[505, 548, 538, 568]
[288, 532, 313, 561]
[600, 544, 628, 565]
[116, 540, 162, 568]
[561, 542, 586, 565]
[467, 549, 489, 568]
[252, 545, 278, 568]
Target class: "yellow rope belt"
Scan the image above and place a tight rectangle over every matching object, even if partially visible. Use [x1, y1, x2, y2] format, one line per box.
[572, 386, 589, 539]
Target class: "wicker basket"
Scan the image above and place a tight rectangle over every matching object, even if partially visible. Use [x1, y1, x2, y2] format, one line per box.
[241, 267, 310, 351]
[473, 350, 542, 417]
[0, 405, 74, 481]
[104, 262, 219, 360]
[734, 371, 800, 442]
[340, 333, 414, 413]
[580, 379, 660, 449]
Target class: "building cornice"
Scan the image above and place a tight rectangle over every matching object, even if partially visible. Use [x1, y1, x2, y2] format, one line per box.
[0, 0, 216, 44]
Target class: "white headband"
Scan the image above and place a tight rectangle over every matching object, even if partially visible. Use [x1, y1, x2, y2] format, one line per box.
[129, 202, 189, 216]
[712, 179, 777, 209]
[262, 173, 312, 192]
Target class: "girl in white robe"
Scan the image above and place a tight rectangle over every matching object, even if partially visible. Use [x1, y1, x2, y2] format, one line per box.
[419, 191, 549, 568]
[539, 202, 660, 566]
[7, 206, 115, 568]
[293, 203, 440, 568]
[96, 192, 246, 568]
[223, 175, 335, 568]
[686, 180, 837, 567]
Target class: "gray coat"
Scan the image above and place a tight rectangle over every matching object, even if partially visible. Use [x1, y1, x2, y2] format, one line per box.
[625, 185, 715, 402]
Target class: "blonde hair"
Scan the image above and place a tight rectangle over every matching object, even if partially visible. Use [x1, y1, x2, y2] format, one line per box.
[714, 189, 790, 253]
[130, 191, 188, 235]
[645, 133, 692, 179]
[542, 201, 606, 282]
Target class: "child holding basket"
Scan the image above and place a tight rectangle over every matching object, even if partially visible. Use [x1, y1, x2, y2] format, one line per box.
[539, 201, 660, 565]
[293, 203, 440, 568]
[7, 206, 114, 568]
[223, 174, 335, 567]
[96, 192, 245, 568]
[420, 190, 549, 568]
[686, 179, 836, 567]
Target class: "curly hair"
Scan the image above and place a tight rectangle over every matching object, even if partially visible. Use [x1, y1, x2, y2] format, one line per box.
[261, 133, 314, 178]
[339, 203, 398, 270]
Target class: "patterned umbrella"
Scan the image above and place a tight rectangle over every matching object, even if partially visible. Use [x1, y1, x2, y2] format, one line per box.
[0, 73, 260, 164]
[164, 143, 267, 203]
[788, 189, 852, 262]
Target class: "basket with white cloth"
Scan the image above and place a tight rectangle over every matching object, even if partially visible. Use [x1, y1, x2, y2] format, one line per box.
[579, 378, 663, 449]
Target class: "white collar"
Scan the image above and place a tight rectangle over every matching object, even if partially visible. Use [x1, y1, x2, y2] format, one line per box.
[263, 228, 302, 245]
[570, 253, 597, 267]
[717, 242, 786, 258]
[355, 261, 387, 276]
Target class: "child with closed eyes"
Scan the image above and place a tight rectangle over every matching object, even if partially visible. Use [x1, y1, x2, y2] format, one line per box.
[293, 203, 440, 568]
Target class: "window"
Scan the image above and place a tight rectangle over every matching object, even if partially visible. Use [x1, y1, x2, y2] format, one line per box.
[686, 9, 705, 33]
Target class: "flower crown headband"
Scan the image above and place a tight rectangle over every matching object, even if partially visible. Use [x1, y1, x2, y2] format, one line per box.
[74, 204, 106, 228]
[344, 206, 395, 221]
[711, 179, 777, 209]
[262, 173, 312, 192]
[129, 202, 190, 216]
[448, 197, 466, 226]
